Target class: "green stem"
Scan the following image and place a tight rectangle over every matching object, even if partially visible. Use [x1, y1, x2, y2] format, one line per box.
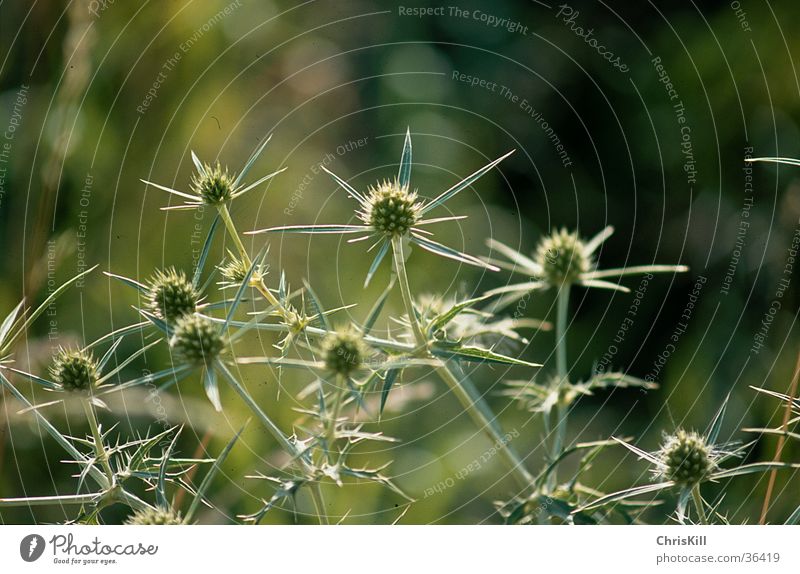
[391, 237, 426, 348]
[550, 285, 571, 484]
[217, 203, 293, 319]
[217, 362, 298, 457]
[325, 384, 345, 461]
[82, 399, 114, 486]
[436, 362, 533, 488]
[555, 285, 570, 381]
[692, 485, 708, 524]
[390, 240, 533, 490]
[309, 483, 329, 525]
[217, 203, 252, 267]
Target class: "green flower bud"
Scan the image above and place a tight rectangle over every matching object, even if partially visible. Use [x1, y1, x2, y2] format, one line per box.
[362, 180, 421, 237]
[50, 349, 99, 392]
[170, 314, 224, 364]
[125, 507, 183, 525]
[218, 252, 267, 287]
[148, 268, 199, 322]
[660, 429, 715, 486]
[191, 162, 234, 205]
[322, 328, 368, 377]
[535, 228, 590, 286]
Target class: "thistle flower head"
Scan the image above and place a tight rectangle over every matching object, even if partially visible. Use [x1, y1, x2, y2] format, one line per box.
[535, 228, 591, 286]
[148, 268, 199, 322]
[218, 251, 267, 288]
[191, 161, 234, 205]
[50, 348, 99, 392]
[322, 327, 368, 377]
[359, 179, 422, 237]
[125, 507, 183, 525]
[170, 314, 224, 365]
[658, 429, 716, 486]
[252, 130, 511, 285]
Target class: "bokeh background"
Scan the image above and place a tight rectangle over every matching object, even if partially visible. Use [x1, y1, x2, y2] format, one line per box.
[2, 0, 800, 524]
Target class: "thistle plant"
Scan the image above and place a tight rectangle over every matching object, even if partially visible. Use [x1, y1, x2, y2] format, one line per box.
[576, 398, 800, 524]
[3, 128, 798, 526]
[484, 225, 687, 512]
[250, 129, 539, 490]
[745, 386, 800, 524]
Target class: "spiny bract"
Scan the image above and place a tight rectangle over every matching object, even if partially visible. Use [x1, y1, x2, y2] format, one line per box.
[191, 161, 234, 205]
[659, 429, 716, 486]
[360, 179, 421, 237]
[50, 348, 99, 392]
[535, 228, 591, 286]
[170, 314, 224, 364]
[322, 328, 368, 377]
[125, 507, 184, 525]
[148, 268, 199, 322]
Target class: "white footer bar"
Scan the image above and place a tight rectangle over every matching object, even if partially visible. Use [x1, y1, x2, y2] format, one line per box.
[0, 525, 796, 572]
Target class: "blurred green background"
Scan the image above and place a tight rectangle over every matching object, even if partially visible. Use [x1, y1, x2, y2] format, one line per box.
[1, 0, 800, 524]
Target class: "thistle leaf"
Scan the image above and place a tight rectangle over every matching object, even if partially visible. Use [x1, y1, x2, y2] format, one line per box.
[398, 127, 412, 188]
[422, 149, 514, 214]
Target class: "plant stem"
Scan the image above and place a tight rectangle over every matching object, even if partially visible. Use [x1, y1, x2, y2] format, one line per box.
[555, 285, 570, 381]
[692, 485, 708, 524]
[218, 203, 252, 267]
[550, 285, 571, 478]
[436, 362, 533, 488]
[217, 203, 285, 313]
[216, 208, 331, 524]
[309, 483, 329, 525]
[217, 363, 298, 457]
[391, 237, 426, 347]
[325, 383, 345, 464]
[759, 347, 800, 524]
[390, 239, 533, 490]
[82, 399, 114, 486]
[218, 362, 328, 525]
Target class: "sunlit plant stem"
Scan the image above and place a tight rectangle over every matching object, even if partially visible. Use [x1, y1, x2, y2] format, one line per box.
[692, 485, 707, 524]
[82, 399, 115, 485]
[550, 285, 571, 484]
[390, 238, 533, 490]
